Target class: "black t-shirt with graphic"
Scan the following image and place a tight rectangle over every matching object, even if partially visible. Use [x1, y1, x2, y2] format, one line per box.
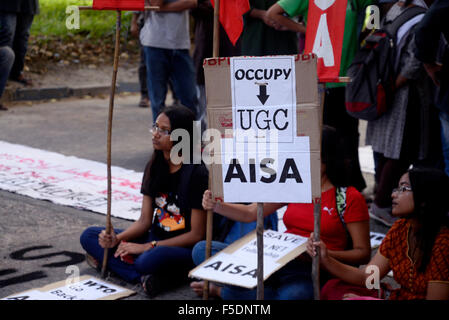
[140, 163, 208, 240]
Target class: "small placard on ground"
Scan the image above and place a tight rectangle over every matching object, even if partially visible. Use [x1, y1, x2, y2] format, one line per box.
[189, 229, 307, 289]
[1, 275, 135, 300]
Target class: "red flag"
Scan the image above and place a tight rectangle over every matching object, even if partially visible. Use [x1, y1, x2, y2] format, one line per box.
[92, 0, 145, 11]
[304, 0, 347, 82]
[211, 0, 250, 46]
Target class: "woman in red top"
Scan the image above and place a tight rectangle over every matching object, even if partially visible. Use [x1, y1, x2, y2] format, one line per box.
[199, 126, 371, 300]
[309, 166, 449, 300]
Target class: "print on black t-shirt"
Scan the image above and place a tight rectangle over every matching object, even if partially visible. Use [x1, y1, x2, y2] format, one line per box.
[154, 192, 185, 232]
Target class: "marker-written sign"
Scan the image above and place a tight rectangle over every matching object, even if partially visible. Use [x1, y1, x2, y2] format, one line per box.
[220, 136, 312, 203]
[189, 229, 308, 289]
[1, 276, 135, 300]
[230, 56, 297, 143]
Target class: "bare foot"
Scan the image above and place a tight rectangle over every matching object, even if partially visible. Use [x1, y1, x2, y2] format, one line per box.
[190, 281, 221, 298]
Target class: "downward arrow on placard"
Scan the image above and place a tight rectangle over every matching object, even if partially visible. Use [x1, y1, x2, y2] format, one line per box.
[257, 84, 269, 105]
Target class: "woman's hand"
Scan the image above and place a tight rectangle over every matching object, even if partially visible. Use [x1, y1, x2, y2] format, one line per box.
[114, 241, 148, 260]
[306, 232, 329, 264]
[98, 229, 119, 249]
[202, 190, 217, 211]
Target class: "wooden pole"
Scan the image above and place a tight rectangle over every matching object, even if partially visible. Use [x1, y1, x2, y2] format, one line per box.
[101, 10, 122, 279]
[203, 0, 220, 300]
[256, 202, 264, 300]
[312, 83, 325, 299]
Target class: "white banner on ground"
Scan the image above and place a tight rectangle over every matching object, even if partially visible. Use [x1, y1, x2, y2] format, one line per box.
[189, 229, 308, 289]
[0, 141, 143, 220]
[1, 276, 135, 300]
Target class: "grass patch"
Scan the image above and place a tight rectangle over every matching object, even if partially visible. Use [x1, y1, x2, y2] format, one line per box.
[31, 0, 134, 40]
[25, 0, 140, 73]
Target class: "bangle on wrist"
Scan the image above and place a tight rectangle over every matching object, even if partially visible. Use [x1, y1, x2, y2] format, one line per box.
[150, 240, 157, 249]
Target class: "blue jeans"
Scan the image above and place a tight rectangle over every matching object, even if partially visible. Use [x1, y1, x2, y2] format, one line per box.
[143, 46, 198, 122]
[80, 226, 195, 285]
[192, 240, 314, 300]
[0, 46, 14, 97]
[0, 12, 34, 79]
[440, 111, 449, 177]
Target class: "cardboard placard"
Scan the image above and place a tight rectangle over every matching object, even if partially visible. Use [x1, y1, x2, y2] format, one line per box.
[204, 54, 321, 203]
[189, 229, 307, 288]
[1, 276, 135, 300]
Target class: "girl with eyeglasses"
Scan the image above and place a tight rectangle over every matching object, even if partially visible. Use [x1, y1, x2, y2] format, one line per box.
[308, 166, 449, 300]
[80, 105, 208, 297]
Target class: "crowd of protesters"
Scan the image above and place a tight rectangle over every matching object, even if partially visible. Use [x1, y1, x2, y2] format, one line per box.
[0, 0, 447, 301]
[78, 0, 449, 300]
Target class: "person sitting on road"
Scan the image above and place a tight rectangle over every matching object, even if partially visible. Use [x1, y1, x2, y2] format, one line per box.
[80, 105, 208, 298]
[197, 125, 372, 300]
[308, 166, 449, 300]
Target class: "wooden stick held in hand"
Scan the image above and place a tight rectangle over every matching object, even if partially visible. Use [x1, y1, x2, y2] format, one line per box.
[101, 10, 122, 279]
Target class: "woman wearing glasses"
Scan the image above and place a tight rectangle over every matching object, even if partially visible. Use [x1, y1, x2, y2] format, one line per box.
[308, 166, 449, 300]
[80, 105, 208, 297]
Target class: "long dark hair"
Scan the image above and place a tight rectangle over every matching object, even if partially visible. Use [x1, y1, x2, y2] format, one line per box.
[321, 125, 348, 188]
[144, 105, 196, 195]
[408, 166, 449, 273]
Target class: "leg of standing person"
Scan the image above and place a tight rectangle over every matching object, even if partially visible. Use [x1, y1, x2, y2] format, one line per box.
[0, 47, 15, 111]
[440, 111, 449, 177]
[323, 87, 366, 191]
[8, 13, 34, 85]
[143, 46, 170, 123]
[138, 43, 149, 108]
[169, 49, 199, 119]
[0, 12, 16, 48]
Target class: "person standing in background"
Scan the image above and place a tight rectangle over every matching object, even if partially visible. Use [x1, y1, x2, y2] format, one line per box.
[0, 0, 38, 87]
[414, 0, 449, 177]
[140, 0, 199, 123]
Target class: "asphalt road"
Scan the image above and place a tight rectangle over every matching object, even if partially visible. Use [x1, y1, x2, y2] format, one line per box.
[0, 94, 387, 301]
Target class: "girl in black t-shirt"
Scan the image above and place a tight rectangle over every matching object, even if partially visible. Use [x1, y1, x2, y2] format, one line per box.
[80, 105, 208, 297]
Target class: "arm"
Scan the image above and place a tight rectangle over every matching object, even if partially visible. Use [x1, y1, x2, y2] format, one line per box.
[249, 8, 286, 31]
[99, 195, 153, 249]
[308, 238, 391, 288]
[426, 282, 449, 300]
[203, 190, 285, 223]
[327, 220, 372, 265]
[130, 12, 140, 38]
[415, 0, 449, 65]
[395, 36, 422, 90]
[150, 0, 198, 12]
[114, 205, 206, 258]
[266, 3, 306, 34]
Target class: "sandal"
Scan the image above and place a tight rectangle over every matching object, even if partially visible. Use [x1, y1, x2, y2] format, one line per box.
[141, 274, 162, 298]
[85, 253, 100, 271]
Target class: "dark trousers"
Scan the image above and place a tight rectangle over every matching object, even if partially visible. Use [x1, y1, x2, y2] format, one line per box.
[323, 86, 366, 191]
[80, 226, 195, 286]
[0, 12, 34, 79]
